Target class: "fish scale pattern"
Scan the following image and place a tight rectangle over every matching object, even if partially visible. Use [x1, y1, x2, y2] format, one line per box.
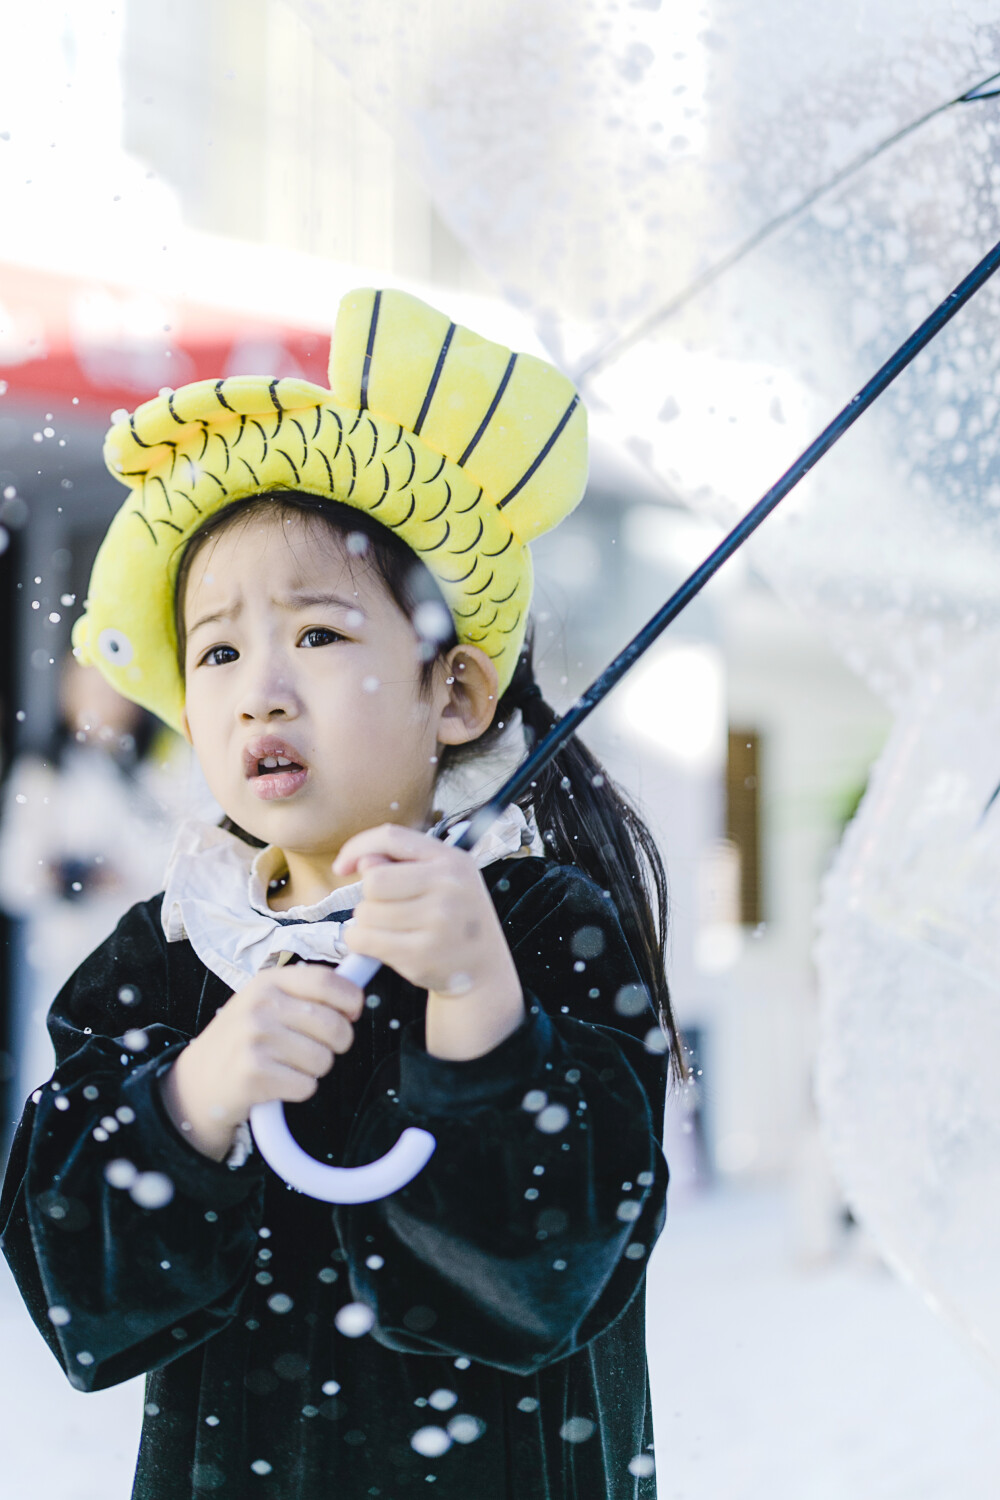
[72, 289, 586, 735]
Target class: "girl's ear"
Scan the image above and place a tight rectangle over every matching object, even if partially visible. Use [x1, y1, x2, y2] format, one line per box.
[179, 705, 193, 747]
[435, 646, 499, 746]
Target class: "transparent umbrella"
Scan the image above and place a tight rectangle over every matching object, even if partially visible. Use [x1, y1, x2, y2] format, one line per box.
[285, 0, 1000, 1364]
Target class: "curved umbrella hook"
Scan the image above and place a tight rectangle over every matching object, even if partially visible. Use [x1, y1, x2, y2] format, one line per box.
[249, 951, 438, 1203]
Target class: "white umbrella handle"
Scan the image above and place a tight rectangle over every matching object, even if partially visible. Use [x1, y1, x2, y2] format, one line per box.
[249, 952, 437, 1202]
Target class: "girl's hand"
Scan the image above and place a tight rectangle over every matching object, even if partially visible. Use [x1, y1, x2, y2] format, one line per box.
[333, 824, 525, 1061]
[159, 962, 364, 1161]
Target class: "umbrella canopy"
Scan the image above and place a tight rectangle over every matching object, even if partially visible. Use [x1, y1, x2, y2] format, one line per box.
[816, 633, 1000, 1369]
[287, 0, 1000, 1363]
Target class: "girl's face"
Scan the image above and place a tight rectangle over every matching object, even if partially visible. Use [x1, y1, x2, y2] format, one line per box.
[179, 510, 479, 861]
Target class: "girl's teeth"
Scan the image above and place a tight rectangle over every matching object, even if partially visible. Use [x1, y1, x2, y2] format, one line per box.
[258, 755, 295, 772]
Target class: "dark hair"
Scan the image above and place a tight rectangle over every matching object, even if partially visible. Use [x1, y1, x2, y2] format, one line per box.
[173, 491, 687, 1086]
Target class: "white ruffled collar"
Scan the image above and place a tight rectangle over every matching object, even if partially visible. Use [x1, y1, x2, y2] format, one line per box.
[160, 802, 543, 993]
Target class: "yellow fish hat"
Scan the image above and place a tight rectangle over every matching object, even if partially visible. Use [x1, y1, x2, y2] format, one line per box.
[71, 288, 588, 735]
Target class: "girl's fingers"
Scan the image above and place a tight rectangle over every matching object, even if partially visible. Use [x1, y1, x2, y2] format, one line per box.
[359, 860, 435, 902]
[348, 895, 439, 936]
[269, 962, 364, 1022]
[342, 924, 428, 966]
[333, 822, 445, 878]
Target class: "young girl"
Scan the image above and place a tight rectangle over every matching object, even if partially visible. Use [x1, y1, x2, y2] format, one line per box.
[0, 289, 681, 1499]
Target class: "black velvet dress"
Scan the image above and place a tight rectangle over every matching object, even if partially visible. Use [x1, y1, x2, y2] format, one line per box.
[0, 855, 669, 1498]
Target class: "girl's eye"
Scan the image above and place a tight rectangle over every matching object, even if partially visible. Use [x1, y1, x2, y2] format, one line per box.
[300, 627, 344, 648]
[199, 644, 238, 667]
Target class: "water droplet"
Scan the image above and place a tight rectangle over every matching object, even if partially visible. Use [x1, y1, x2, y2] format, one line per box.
[413, 599, 453, 644]
[521, 1090, 547, 1113]
[123, 1028, 149, 1051]
[615, 983, 649, 1017]
[267, 1293, 294, 1315]
[104, 1152, 135, 1188]
[129, 1171, 174, 1209]
[76, 1351, 94, 1367]
[560, 1417, 595, 1444]
[536, 1103, 570, 1134]
[643, 1026, 668, 1054]
[517, 1396, 539, 1413]
[322, 1379, 340, 1396]
[117, 985, 139, 1006]
[362, 675, 380, 693]
[571, 926, 605, 959]
[250, 1459, 272, 1476]
[205, 1414, 220, 1426]
[616, 1200, 641, 1222]
[447, 1414, 486, 1444]
[47, 1305, 70, 1326]
[335, 1302, 375, 1338]
[410, 1426, 451, 1458]
[428, 1389, 457, 1411]
[629, 1454, 655, 1477]
[365, 1254, 384, 1270]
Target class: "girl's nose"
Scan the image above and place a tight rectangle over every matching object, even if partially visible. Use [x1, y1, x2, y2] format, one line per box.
[237, 658, 302, 722]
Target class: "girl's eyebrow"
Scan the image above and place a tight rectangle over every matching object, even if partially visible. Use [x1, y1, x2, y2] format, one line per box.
[279, 591, 366, 615]
[187, 593, 365, 639]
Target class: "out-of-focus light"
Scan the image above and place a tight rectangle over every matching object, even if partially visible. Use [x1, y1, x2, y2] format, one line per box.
[617, 641, 725, 771]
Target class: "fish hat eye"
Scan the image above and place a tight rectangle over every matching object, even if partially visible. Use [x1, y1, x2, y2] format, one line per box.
[72, 288, 588, 734]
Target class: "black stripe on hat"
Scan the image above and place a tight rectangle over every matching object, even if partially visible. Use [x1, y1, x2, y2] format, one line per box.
[459, 354, 517, 466]
[497, 394, 580, 511]
[413, 322, 456, 436]
[359, 291, 382, 412]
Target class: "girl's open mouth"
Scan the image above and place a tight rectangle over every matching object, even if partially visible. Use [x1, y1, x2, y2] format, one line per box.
[242, 744, 308, 804]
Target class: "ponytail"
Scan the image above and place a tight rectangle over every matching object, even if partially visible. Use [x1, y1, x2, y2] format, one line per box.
[440, 628, 687, 1088]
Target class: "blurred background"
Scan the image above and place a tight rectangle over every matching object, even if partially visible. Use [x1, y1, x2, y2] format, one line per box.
[1, 2, 998, 1496]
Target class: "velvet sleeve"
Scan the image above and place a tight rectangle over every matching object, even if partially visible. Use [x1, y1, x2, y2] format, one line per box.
[0, 896, 265, 1393]
[333, 861, 669, 1376]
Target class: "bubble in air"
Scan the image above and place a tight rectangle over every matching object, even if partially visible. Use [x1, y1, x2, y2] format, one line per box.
[517, 1396, 539, 1413]
[322, 1379, 340, 1396]
[250, 1459, 272, 1475]
[123, 1028, 149, 1051]
[428, 1389, 457, 1411]
[267, 1293, 294, 1315]
[130, 1171, 174, 1209]
[346, 531, 369, 555]
[362, 675, 380, 693]
[335, 1302, 375, 1338]
[410, 1425, 451, 1458]
[643, 1026, 669, 1054]
[47, 1305, 70, 1326]
[629, 1454, 655, 1477]
[521, 1090, 547, 1113]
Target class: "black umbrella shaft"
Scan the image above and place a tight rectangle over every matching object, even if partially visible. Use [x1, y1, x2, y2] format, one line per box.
[456, 232, 1000, 851]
